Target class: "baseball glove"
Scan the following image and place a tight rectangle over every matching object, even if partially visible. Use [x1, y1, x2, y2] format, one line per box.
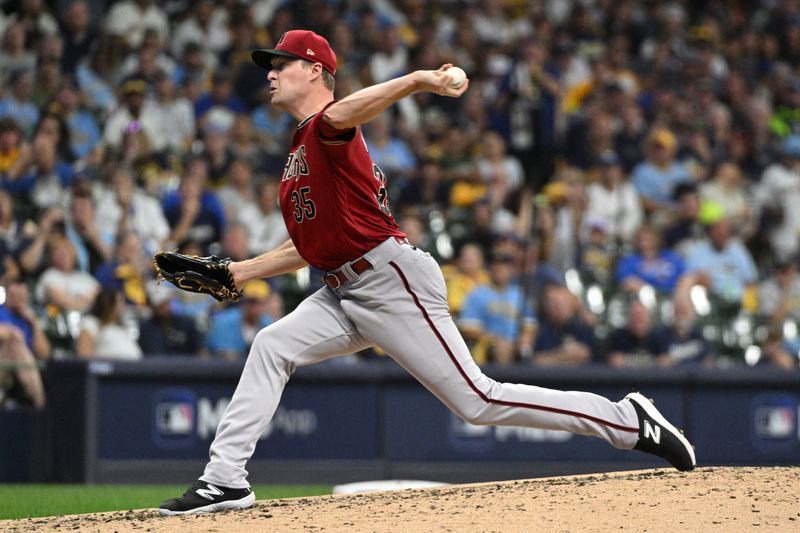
[153, 251, 241, 302]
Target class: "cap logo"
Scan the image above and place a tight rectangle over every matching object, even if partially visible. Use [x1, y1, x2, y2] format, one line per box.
[306, 48, 315, 55]
[277, 32, 287, 45]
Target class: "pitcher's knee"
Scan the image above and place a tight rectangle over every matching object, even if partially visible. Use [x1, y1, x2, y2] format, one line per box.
[251, 329, 292, 369]
[452, 402, 493, 426]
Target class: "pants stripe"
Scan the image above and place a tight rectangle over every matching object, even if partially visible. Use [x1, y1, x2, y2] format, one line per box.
[388, 261, 639, 434]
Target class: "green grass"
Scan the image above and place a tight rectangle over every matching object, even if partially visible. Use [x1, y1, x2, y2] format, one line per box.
[0, 484, 332, 520]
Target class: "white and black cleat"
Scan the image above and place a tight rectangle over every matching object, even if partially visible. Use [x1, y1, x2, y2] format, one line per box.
[626, 392, 696, 472]
[159, 479, 256, 516]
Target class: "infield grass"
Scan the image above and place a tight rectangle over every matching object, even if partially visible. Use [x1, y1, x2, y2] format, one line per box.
[0, 484, 332, 520]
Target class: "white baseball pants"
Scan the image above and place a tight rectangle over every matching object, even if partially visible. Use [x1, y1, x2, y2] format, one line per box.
[202, 237, 639, 488]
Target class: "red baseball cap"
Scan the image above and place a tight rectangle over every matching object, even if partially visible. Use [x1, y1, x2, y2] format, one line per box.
[252, 30, 337, 75]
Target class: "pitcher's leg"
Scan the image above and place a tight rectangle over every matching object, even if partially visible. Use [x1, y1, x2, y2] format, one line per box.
[202, 288, 371, 488]
[343, 250, 639, 450]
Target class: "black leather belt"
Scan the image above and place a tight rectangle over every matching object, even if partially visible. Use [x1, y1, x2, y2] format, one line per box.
[322, 237, 409, 289]
[322, 257, 372, 289]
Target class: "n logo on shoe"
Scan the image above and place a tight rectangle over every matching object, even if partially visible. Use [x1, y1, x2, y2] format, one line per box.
[643, 420, 661, 444]
[196, 484, 224, 501]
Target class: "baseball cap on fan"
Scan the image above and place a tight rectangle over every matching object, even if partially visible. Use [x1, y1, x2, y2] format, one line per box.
[251, 30, 337, 75]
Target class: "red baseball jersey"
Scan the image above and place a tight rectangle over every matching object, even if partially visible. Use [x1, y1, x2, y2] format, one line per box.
[279, 108, 406, 271]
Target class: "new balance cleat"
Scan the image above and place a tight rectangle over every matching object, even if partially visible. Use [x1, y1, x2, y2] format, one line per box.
[626, 392, 696, 472]
[159, 479, 255, 516]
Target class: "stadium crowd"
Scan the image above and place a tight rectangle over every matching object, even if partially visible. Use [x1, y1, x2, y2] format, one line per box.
[2, 0, 800, 407]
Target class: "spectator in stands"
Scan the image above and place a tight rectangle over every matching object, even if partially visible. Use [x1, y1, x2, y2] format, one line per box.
[757, 255, 800, 325]
[74, 37, 118, 116]
[393, 156, 451, 214]
[219, 223, 250, 263]
[699, 160, 754, 240]
[94, 230, 150, 312]
[368, 24, 408, 84]
[59, 0, 97, 75]
[0, 189, 22, 283]
[6, 112, 77, 213]
[204, 280, 273, 361]
[94, 167, 169, 258]
[0, 118, 24, 177]
[0, 281, 49, 408]
[441, 242, 488, 316]
[753, 135, 800, 260]
[103, 77, 165, 154]
[221, 14, 262, 111]
[76, 288, 142, 360]
[138, 283, 203, 357]
[577, 217, 615, 289]
[0, 190, 21, 252]
[0, 69, 39, 137]
[217, 157, 256, 221]
[15, 206, 63, 281]
[54, 78, 101, 160]
[6, 0, 58, 40]
[228, 115, 264, 167]
[583, 150, 643, 245]
[238, 177, 288, 257]
[662, 295, 712, 367]
[444, 129, 482, 209]
[606, 299, 670, 368]
[171, 0, 230, 66]
[35, 236, 99, 313]
[64, 190, 110, 273]
[632, 127, 692, 217]
[115, 28, 176, 86]
[495, 37, 561, 190]
[398, 211, 431, 252]
[616, 225, 685, 295]
[105, 0, 169, 51]
[250, 90, 293, 160]
[546, 170, 588, 273]
[162, 162, 226, 255]
[363, 113, 416, 186]
[679, 207, 758, 306]
[32, 39, 65, 109]
[614, 102, 647, 173]
[663, 182, 705, 254]
[755, 325, 797, 370]
[531, 283, 596, 366]
[264, 290, 285, 324]
[0, 22, 36, 85]
[150, 69, 195, 155]
[194, 69, 246, 131]
[475, 131, 525, 211]
[172, 41, 212, 99]
[459, 250, 535, 365]
[201, 125, 235, 188]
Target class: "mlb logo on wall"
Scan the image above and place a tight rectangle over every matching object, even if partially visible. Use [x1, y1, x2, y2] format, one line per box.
[157, 402, 194, 435]
[750, 394, 798, 455]
[153, 388, 197, 448]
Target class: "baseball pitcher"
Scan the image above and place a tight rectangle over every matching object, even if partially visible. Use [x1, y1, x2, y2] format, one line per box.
[157, 30, 695, 515]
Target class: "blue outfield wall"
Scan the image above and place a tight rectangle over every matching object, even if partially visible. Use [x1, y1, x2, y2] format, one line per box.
[21, 359, 800, 483]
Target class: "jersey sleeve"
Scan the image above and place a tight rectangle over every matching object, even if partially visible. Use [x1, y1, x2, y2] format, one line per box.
[316, 101, 358, 145]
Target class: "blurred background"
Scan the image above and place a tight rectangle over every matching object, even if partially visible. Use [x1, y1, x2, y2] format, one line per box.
[1, 0, 799, 486]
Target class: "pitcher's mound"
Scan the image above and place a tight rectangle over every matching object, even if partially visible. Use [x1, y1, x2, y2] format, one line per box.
[8, 467, 799, 532]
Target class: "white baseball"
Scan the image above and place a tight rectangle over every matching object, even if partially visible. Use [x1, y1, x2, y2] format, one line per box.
[447, 67, 467, 89]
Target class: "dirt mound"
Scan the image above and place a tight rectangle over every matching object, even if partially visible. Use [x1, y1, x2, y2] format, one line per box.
[4, 467, 798, 532]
